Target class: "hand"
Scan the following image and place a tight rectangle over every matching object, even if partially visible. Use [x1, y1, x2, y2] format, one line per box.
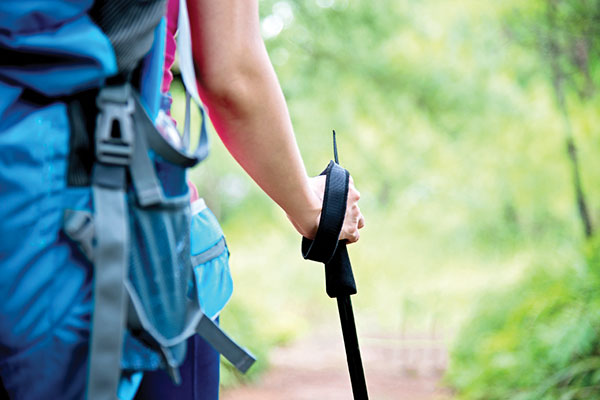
[341, 175, 365, 243]
[290, 175, 365, 243]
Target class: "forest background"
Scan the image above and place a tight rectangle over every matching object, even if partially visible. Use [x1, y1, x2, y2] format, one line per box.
[171, 0, 600, 398]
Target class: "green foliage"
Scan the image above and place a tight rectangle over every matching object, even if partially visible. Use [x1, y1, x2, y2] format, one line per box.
[444, 1, 600, 398]
[168, 0, 600, 393]
[446, 251, 600, 400]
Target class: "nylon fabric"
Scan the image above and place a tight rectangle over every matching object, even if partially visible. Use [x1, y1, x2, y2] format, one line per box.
[134, 333, 220, 400]
[0, 100, 94, 400]
[89, 0, 167, 73]
[0, 6, 117, 97]
[66, 92, 97, 187]
[190, 202, 233, 319]
[0, 2, 254, 398]
[302, 161, 349, 265]
[126, 193, 193, 346]
[301, 160, 357, 298]
[129, 119, 163, 207]
[0, 1, 94, 33]
[0, 4, 178, 398]
[88, 167, 130, 400]
[191, 238, 226, 266]
[139, 18, 167, 122]
[195, 316, 255, 374]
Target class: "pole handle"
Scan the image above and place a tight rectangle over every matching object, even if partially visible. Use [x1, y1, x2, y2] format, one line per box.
[324, 242, 357, 298]
[301, 159, 357, 298]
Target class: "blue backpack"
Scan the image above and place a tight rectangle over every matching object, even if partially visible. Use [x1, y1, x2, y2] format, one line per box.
[0, 1, 254, 399]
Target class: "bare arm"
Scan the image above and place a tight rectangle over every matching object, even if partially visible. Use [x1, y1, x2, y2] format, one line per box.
[186, 0, 363, 241]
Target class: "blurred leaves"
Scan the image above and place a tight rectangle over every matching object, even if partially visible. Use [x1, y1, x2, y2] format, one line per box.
[446, 259, 600, 400]
[173, 0, 600, 393]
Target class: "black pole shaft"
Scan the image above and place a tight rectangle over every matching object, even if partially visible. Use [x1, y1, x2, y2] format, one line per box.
[337, 295, 369, 400]
[301, 131, 369, 398]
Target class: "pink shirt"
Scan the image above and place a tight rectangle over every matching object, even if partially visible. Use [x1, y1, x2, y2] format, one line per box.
[161, 0, 179, 94]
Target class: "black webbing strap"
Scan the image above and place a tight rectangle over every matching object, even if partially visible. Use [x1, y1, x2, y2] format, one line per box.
[302, 161, 357, 298]
[301, 150, 369, 399]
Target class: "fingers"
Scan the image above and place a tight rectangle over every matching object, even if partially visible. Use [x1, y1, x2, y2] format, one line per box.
[348, 183, 360, 202]
[340, 178, 364, 243]
[300, 173, 364, 243]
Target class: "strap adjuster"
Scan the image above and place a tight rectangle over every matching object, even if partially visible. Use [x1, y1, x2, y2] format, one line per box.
[95, 85, 135, 166]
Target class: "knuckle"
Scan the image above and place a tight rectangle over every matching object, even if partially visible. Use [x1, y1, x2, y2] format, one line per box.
[348, 191, 360, 203]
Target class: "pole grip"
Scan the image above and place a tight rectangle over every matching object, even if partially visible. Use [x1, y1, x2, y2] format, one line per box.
[325, 242, 357, 298]
[302, 160, 357, 298]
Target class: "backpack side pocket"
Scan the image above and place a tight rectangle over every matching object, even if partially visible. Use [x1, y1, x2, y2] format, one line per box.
[190, 199, 233, 320]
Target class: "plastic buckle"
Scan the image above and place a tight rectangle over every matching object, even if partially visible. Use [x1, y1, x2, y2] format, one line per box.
[95, 85, 135, 166]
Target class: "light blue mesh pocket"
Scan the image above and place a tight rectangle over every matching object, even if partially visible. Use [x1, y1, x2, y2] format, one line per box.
[126, 192, 193, 346]
[190, 199, 233, 319]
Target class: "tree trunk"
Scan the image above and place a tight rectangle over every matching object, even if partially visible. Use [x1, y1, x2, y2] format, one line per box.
[546, 0, 594, 239]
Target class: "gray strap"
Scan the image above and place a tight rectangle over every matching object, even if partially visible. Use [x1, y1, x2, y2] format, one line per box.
[177, 0, 201, 106]
[191, 98, 209, 162]
[196, 314, 256, 373]
[88, 165, 129, 400]
[87, 84, 133, 400]
[133, 93, 197, 167]
[133, 92, 209, 167]
[129, 112, 164, 206]
[63, 210, 95, 262]
[183, 91, 191, 150]
[159, 346, 182, 385]
[125, 281, 256, 374]
[191, 237, 226, 266]
[177, 0, 209, 162]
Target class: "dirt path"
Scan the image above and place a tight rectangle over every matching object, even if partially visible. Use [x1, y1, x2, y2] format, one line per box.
[222, 329, 453, 400]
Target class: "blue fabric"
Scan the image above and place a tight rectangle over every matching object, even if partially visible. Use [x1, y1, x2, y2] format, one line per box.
[134, 324, 221, 400]
[191, 206, 234, 319]
[0, 3, 117, 97]
[0, 100, 93, 400]
[0, 87, 156, 400]
[0, 4, 117, 398]
[0, 0, 94, 33]
[0, 5, 138, 398]
[190, 207, 224, 252]
[118, 372, 144, 400]
[139, 18, 167, 121]
[0, 5, 223, 399]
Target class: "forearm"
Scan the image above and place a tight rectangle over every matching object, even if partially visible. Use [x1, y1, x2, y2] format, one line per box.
[205, 68, 322, 237]
[187, 0, 321, 237]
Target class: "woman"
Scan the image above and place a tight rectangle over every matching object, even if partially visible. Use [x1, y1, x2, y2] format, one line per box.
[136, 0, 364, 398]
[0, 0, 362, 398]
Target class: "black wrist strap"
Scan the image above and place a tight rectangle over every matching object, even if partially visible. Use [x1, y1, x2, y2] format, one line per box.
[302, 160, 357, 298]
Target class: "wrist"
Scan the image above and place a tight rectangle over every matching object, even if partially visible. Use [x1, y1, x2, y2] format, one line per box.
[300, 198, 322, 239]
[287, 188, 322, 239]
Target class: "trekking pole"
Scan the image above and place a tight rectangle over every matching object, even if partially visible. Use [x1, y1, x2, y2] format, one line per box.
[302, 131, 369, 400]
